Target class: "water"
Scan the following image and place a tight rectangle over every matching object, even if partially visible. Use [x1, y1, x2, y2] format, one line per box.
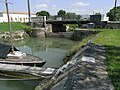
[0, 37, 78, 90]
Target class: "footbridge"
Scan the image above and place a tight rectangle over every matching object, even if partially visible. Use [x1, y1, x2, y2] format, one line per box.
[46, 20, 90, 32]
[31, 17, 90, 32]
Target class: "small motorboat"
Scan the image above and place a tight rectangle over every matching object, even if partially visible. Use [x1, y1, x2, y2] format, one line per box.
[0, 43, 46, 67]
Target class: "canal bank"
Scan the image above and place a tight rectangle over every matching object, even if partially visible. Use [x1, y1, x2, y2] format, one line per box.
[0, 29, 113, 90]
[34, 30, 114, 90]
[35, 43, 114, 90]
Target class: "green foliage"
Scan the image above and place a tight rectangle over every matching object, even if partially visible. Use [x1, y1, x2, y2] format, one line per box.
[94, 29, 120, 89]
[64, 24, 79, 31]
[0, 22, 29, 32]
[107, 6, 120, 21]
[57, 10, 66, 17]
[106, 46, 120, 90]
[95, 12, 101, 15]
[65, 12, 76, 20]
[57, 10, 81, 20]
[36, 11, 50, 17]
[94, 30, 120, 46]
[76, 15, 81, 20]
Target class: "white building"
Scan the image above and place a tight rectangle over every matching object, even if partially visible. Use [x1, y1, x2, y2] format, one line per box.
[0, 11, 36, 23]
[101, 14, 109, 21]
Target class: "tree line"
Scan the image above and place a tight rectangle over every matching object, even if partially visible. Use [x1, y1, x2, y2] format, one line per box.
[36, 6, 120, 21]
[36, 10, 81, 20]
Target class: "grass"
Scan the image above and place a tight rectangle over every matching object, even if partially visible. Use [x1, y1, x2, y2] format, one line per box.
[94, 29, 120, 90]
[0, 22, 29, 32]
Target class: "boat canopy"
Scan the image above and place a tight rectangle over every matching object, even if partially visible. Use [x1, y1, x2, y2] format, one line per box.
[0, 43, 18, 59]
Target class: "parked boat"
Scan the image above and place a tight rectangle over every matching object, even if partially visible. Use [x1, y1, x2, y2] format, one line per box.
[0, 63, 56, 79]
[0, 43, 46, 67]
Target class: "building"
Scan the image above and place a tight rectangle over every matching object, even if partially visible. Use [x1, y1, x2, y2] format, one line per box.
[0, 11, 36, 23]
[89, 14, 108, 28]
[90, 14, 109, 22]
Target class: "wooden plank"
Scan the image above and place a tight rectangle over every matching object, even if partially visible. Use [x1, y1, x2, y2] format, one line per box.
[0, 63, 56, 77]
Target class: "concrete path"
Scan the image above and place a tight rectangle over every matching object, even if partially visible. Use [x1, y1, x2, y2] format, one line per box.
[51, 43, 114, 90]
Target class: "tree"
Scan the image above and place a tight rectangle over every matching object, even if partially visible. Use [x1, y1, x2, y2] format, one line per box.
[65, 12, 76, 20]
[36, 11, 50, 17]
[95, 12, 101, 15]
[107, 6, 120, 21]
[76, 15, 81, 20]
[57, 10, 66, 19]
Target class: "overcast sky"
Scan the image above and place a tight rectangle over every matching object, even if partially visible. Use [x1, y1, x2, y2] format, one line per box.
[0, 0, 120, 15]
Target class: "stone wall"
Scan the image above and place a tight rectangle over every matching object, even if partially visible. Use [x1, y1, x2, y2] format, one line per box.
[106, 22, 120, 29]
[0, 30, 27, 41]
[71, 29, 101, 41]
[46, 32, 73, 39]
[31, 28, 45, 38]
[46, 29, 101, 41]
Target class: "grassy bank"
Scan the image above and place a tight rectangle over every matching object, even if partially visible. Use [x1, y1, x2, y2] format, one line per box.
[94, 29, 120, 90]
[0, 22, 29, 32]
[64, 29, 120, 89]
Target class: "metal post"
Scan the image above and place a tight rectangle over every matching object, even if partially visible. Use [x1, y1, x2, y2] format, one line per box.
[27, 0, 31, 25]
[5, 0, 14, 51]
[114, 0, 117, 21]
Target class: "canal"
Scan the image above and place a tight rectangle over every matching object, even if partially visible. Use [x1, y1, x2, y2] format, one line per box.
[0, 37, 78, 90]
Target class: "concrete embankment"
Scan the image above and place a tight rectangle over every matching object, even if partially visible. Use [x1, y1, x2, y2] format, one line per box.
[35, 43, 114, 90]
[46, 29, 101, 41]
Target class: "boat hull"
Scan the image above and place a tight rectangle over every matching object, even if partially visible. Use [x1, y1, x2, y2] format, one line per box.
[0, 70, 42, 79]
[0, 54, 46, 67]
[0, 61, 46, 67]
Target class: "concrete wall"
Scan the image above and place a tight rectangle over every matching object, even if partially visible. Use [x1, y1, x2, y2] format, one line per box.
[31, 28, 45, 38]
[46, 29, 100, 40]
[71, 30, 100, 41]
[46, 32, 73, 39]
[106, 22, 120, 29]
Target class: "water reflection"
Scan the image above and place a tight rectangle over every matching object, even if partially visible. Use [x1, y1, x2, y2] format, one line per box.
[14, 37, 78, 68]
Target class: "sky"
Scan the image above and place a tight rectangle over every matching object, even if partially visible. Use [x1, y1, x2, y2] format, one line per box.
[0, 0, 120, 15]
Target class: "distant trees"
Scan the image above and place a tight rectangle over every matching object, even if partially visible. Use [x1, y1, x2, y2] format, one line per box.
[66, 12, 76, 20]
[36, 11, 50, 18]
[57, 10, 81, 20]
[35, 10, 81, 20]
[107, 6, 120, 21]
[95, 12, 101, 15]
[57, 10, 66, 17]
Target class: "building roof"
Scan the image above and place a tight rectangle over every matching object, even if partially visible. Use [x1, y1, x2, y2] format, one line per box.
[0, 11, 35, 15]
